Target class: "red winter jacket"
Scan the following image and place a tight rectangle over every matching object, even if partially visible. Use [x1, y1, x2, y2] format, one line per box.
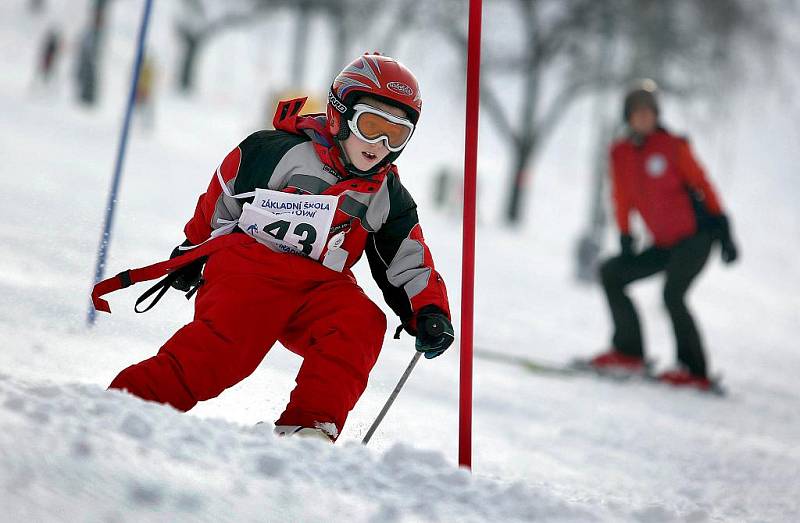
[183, 98, 450, 329]
[609, 128, 723, 248]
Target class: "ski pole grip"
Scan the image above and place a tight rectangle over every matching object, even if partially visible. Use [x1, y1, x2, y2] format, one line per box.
[424, 318, 444, 337]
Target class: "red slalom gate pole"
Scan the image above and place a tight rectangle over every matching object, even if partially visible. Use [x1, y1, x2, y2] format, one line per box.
[459, 0, 482, 470]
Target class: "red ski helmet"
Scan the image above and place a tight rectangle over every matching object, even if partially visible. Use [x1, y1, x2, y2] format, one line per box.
[327, 53, 421, 174]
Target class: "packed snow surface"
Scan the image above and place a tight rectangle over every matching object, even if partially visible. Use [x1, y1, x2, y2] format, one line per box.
[1, 374, 596, 522]
[1, 1, 799, 521]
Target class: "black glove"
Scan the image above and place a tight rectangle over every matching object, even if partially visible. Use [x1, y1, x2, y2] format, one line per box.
[414, 305, 455, 359]
[620, 234, 636, 258]
[169, 240, 206, 292]
[710, 214, 739, 264]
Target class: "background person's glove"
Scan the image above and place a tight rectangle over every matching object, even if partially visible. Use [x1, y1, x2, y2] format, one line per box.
[414, 305, 454, 359]
[169, 240, 206, 292]
[710, 214, 739, 264]
[620, 234, 636, 258]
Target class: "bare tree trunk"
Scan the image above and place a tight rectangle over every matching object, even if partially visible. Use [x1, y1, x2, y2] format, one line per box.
[505, 141, 534, 224]
[75, 0, 109, 106]
[29, 0, 45, 13]
[376, 0, 420, 55]
[178, 33, 202, 93]
[575, 5, 616, 282]
[328, 5, 348, 81]
[503, 0, 540, 225]
[291, 1, 311, 87]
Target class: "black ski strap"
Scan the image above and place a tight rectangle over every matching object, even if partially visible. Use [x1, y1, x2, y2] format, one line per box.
[184, 280, 202, 300]
[93, 234, 254, 315]
[134, 273, 178, 313]
[134, 273, 205, 313]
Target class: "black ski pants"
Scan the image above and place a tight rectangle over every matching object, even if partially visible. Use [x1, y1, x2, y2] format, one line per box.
[599, 231, 713, 377]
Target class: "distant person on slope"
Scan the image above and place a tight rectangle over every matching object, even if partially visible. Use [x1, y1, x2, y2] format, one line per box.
[34, 27, 61, 87]
[134, 54, 156, 129]
[94, 54, 453, 441]
[583, 80, 739, 390]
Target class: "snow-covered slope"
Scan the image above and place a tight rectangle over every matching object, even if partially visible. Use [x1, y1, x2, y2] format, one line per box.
[2, 373, 597, 523]
[1, 1, 799, 521]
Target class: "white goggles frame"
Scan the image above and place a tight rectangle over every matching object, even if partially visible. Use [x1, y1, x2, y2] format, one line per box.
[346, 103, 415, 152]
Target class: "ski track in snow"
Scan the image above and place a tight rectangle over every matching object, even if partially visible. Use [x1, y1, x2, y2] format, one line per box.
[1, 1, 799, 521]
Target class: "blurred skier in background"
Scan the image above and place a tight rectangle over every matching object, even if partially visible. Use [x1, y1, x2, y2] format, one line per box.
[134, 54, 156, 129]
[34, 27, 61, 88]
[582, 80, 739, 390]
[95, 53, 453, 441]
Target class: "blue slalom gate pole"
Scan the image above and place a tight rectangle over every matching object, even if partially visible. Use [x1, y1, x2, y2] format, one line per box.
[87, 0, 154, 326]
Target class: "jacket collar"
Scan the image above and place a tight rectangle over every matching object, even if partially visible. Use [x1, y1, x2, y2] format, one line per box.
[273, 97, 391, 183]
[627, 125, 670, 147]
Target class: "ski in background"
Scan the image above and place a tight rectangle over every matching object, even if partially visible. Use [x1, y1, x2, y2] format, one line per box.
[475, 347, 726, 396]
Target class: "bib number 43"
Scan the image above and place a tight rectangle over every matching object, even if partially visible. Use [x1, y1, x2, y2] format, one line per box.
[239, 189, 338, 260]
[263, 220, 316, 255]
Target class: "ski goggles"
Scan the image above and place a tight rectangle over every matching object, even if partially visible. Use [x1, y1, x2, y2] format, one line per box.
[347, 104, 415, 152]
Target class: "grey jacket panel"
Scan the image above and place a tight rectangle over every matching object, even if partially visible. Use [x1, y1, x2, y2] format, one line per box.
[267, 141, 340, 191]
[386, 237, 431, 300]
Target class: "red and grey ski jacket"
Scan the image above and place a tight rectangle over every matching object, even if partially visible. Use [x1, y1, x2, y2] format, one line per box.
[183, 98, 450, 329]
[609, 128, 723, 248]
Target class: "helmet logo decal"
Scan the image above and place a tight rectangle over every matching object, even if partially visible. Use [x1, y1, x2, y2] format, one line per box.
[387, 81, 414, 97]
[328, 91, 347, 113]
[646, 153, 667, 177]
[341, 57, 382, 89]
[335, 76, 371, 100]
[365, 54, 382, 73]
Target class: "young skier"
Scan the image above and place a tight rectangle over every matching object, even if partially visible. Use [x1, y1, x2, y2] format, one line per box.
[94, 53, 454, 440]
[584, 80, 739, 390]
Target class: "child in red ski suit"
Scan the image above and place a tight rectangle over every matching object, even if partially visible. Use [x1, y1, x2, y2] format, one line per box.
[97, 54, 453, 440]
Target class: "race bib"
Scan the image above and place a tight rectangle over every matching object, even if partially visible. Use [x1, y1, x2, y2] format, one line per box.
[238, 189, 338, 260]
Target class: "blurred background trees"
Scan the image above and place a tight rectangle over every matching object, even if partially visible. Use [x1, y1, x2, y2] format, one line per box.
[572, 0, 781, 280]
[428, 0, 783, 227]
[174, 0, 278, 94]
[172, 0, 413, 96]
[31, 0, 797, 231]
[75, 0, 111, 105]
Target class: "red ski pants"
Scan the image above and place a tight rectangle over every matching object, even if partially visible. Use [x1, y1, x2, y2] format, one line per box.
[109, 241, 387, 436]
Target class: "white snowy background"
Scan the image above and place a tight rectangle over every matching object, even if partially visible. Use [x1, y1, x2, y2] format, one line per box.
[1, 1, 799, 521]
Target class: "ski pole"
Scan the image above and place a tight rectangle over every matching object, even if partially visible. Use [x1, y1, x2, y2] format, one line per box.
[87, 0, 154, 326]
[362, 351, 422, 445]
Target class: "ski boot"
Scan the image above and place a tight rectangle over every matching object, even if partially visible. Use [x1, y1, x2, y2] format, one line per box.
[274, 423, 338, 443]
[656, 368, 724, 395]
[572, 349, 650, 379]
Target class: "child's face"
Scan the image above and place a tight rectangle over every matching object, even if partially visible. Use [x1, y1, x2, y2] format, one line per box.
[341, 98, 407, 171]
